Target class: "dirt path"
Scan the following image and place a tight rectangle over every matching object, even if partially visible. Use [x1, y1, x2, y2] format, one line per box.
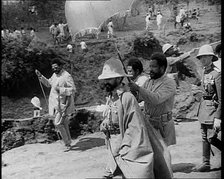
[2, 121, 221, 179]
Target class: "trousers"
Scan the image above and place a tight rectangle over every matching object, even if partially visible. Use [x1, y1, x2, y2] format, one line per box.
[54, 112, 72, 146]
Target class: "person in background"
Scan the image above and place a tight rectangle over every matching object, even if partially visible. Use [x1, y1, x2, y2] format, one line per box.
[156, 11, 163, 30]
[1, 28, 5, 39]
[145, 13, 152, 31]
[57, 20, 67, 43]
[162, 43, 196, 88]
[192, 44, 221, 172]
[107, 19, 114, 39]
[21, 27, 26, 36]
[127, 57, 149, 110]
[49, 23, 59, 45]
[80, 41, 88, 52]
[30, 27, 36, 39]
[35, 58, 76, 151]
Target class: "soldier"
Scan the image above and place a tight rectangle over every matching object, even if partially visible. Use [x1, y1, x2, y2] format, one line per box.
[99, 57, 172, 179]
[192, 44, 221, 172]
[162, 43, 196, 88]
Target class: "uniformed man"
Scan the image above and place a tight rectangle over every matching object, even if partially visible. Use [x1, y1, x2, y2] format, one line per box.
[99, 57, 173, 179]
[192, 44, 221, 172]
[162, 43, 196, 87]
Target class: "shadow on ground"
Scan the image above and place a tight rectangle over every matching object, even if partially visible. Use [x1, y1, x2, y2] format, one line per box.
[70, 137, 105, 151]
[172, 163, 195, 173]
[210, 167, 222, 172]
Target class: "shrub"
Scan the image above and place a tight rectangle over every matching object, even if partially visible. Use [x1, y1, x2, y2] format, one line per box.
[1, 37, 67, 97]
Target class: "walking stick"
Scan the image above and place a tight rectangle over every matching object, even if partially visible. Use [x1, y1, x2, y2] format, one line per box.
[113, 41, 131, 82]
[37, 77, 48, 111]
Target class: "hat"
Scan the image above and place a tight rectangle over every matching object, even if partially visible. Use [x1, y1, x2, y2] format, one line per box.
[98, 57, 132, 80]
[162, 43, 173, 54]
[31, 96, 42, 110]
[196, 44, 218, 62]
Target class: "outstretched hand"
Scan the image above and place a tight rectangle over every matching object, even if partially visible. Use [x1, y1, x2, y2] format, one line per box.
[189, 48, 198, 54]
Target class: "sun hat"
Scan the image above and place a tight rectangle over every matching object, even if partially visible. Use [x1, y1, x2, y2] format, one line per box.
[162, 43, 173, 54]
[196, 44, 218, 62]
[98, 57, 132, 80]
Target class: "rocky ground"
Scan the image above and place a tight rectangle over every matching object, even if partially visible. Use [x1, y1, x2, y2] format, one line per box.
[1, 1, 222, 179]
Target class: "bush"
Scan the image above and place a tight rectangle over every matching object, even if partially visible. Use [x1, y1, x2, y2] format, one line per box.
[126, 31, 162, 59]
[1, 37, 68, 97]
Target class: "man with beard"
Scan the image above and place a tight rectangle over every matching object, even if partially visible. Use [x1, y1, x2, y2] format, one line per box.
[99, 57, 173, 179]
[35, 58, 76, 151]
[128, 52, 176, 147]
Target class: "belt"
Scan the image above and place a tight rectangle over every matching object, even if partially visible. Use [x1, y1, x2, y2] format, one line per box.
[145, 112, 172, 138]
[146, 112, 173, 123]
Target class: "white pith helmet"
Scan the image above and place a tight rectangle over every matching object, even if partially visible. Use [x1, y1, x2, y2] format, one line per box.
[31, 96, 42, 110]
[98, 57, 132, 80]
[162, 43, 173, 54]
[196, 44, 218, 62]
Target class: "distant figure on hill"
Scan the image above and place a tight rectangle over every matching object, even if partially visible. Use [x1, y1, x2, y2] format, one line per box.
[49, 23, 59, 45]
[1, 28, 5, 39]
[57, 20, 67, 43]
[66, 44, 73, 53]
[107, 19, 114, 39]
[30, 28, 36, 39]
[183, 22, 192, 32]
[145, 13, 152, 31]
[156, 12, 163, 30]
[21, 27, 26, 36]
[80, 41, 88, 52]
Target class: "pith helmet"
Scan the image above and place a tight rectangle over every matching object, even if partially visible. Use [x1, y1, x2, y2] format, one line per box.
[196, 44, 218, 62]
[162, 43, 173, 54]
[98, 57, 132, 80]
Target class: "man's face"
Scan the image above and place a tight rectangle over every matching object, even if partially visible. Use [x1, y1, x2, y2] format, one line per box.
[102, 78, 121, 92]
[148, 60, 164, 79]
[52, 63, 62, 74]
[198, 55, 213, 67]
[127, 66, 137, 80]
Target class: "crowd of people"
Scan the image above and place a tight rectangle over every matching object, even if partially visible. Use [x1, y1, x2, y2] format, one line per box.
[49, 20, 70, 45]
[4, 2, 220, 178]
[144, 5, 201, 33]
[1, 27, 37, 40]
[34, 38, 221, 178]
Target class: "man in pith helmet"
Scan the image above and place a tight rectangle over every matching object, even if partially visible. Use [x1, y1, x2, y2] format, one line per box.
[192, 44, 221, 172]
[99, 57, 173, 179]
[162, 43, 196, 88]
